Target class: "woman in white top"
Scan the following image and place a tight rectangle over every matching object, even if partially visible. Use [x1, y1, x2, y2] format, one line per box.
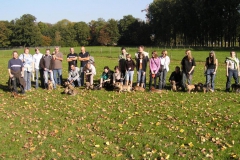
[225, 51, 240, 92]
[19, 48, 33, 91]
[158, 50, 170, 90]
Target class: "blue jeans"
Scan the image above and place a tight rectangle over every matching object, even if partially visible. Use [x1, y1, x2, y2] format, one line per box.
[53, 69, 62, 85]
[137, 69, 145, 84]
[206, 69, 216, 90]
[24, 71, 31, 91]
[125, 71, 134, 81]
[159, 69, 167, 89]
[35, 69, 39, 88]
[44, 69, 56, 89]
[182, 72, 193, 90]
[68, 77, 81, 87]
[226, 69, 238, 91]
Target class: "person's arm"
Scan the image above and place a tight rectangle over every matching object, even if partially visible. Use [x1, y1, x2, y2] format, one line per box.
[214, 59, 218, 75]
[226, 61, 229, 77]
[67, 55, 72, 62]
[189, 58, 196, 75]
[55, 54, 63, 61]
[73, 70, 80, 81]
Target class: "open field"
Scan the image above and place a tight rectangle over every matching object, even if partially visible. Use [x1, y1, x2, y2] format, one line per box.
[0, 47, 239, 159]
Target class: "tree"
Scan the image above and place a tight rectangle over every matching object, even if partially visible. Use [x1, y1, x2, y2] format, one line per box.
[41, 35, 52, 46]
[0, 21, 12, 47]
[11, 14, 42, 47]
[89, 18, 107, 45]
[74, 22, 90, 46]
[105, 19, 120, 45]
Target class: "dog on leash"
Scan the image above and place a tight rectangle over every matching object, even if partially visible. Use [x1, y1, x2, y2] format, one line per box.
[194, 82, 204, 92]
[48, 80, 53, 90]
[202, 83, 213, 93]
[186, 83, 195, 93]
[231, 83, 240, 93]
[132, 86, 145, 92]
[114, 82, 131, 93]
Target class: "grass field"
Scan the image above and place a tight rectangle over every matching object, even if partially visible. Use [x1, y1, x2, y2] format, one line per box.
[0, 46, 239, 159]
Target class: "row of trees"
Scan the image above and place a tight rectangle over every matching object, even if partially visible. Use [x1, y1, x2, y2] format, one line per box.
[147, 0, 240, 47]
[0, 14, 152, 48]
[0, 0, 240, 47]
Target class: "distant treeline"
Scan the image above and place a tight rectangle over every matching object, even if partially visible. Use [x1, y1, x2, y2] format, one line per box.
[0, 0, 240, 48]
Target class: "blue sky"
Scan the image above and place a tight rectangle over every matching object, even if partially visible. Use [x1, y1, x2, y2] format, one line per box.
[0, 0, 153, 24]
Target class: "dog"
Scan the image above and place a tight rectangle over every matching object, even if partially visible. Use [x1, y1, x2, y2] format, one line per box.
[171, 81, 177, 91]
[231, 83, 240, 93]
[186, 83, 195, 93]
[194, 82, 204, 92]
[114, 82, 131, 93]
[11, 92, 25, 98]
[67, 89, 78, 96]
[132, 86, 145, 92]
[48, 80, 53, 90]
[150, 87, 162, 93]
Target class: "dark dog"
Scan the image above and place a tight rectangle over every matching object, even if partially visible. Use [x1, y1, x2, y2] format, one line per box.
[202, 83, 212, 93]
[194, 82, 204, 92]
[231, 83, 240, 93]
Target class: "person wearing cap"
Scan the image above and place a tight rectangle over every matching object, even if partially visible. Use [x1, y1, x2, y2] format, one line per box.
[204, 51, 218, 92]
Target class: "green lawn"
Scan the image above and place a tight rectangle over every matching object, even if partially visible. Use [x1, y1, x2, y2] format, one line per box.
[0, 47, 239, 159]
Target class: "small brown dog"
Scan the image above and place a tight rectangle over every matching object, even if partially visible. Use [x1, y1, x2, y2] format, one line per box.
[171, 80, 177, 91]
[67, 89, 78, 96]
[186, 83, 195, 93]
[85, 82, 91, 90]
[114, 82, 131, 93]
[133, 86, 145, 92]
[48, 80, 53, 90]
[150, 87, 162, 93]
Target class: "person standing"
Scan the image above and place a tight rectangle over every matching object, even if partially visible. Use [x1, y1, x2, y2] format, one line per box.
[40, 49, 55, 89]
[181, 50, 196, 91]
[119, 47, 127, 82]
[136, 52, 147, 88]
[52, 46, 63, 86]
[204, 51, 218, 92]
[125, 54, 135, 88]
[19, 48, 33, 91]
[149, 51, 160, 90]
[8, 51, 25, 94]
[33, 48, 43, 89]
[225, 51, 239, 92]
[79, 46, 90, 86]
[159, 50, 170, 89]
[67, 47, 78, 72]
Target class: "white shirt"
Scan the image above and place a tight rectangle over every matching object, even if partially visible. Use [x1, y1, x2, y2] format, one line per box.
[159, 56, 170, 72]
[33, 53, 43, 70]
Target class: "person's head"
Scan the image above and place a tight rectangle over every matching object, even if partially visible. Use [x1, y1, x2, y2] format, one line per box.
[35, 48, 40, 53]
[175, 66, 180, 73]
[46, 49, 50, 55]
[12, 51, 18, 59]
[70, 64, 75, 70]
[81, 46, 86, 53]
[230, 51, 236, 58]
[152, 51, 158, 58]
[185, 50, 192, 61]
[86, 62, 91, 69]
[55, 46, 59, 53]
[114, 66, 119, 72]
[104, 66, 109, 73]
[138, 52, 144, 59]
[121, 47, 127, 54]
[70, 47, 74, 53]
[126, 54, 131, 61]
[162, 50, 167, 57]
[209, 51, 216, 64]
[138, 45, 144, 52]
[24, 48, 29, 54]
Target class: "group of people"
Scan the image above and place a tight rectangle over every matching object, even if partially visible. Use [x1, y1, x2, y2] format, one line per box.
[7, 45, 240, 94]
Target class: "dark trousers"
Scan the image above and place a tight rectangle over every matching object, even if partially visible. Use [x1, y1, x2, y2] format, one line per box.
[149, 74, 157, 90]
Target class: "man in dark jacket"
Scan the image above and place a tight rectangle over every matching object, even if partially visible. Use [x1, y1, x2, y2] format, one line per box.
[40, 49, 56, 89]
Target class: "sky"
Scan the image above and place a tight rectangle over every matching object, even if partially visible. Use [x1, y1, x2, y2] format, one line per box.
[0, 0, 153, 24]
